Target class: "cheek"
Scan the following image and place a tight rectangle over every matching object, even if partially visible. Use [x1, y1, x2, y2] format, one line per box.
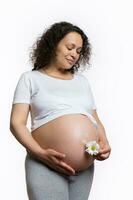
[60, 47, 69, 56]
[56, 48, 67, 59]
[57, 51, 68, 62]
[55, 54, 67, 66]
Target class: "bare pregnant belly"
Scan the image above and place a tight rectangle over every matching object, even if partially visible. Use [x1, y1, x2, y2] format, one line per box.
[31, 114, 99, 172]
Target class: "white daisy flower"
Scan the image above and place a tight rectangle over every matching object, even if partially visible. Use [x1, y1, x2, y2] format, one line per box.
[85, 140, 100, 156]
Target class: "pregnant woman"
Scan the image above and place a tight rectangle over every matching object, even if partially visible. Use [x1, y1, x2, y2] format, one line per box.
[10, 21, 111, 200]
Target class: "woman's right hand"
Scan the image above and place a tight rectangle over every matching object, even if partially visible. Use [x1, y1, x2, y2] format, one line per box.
[33, 148, 76, 176]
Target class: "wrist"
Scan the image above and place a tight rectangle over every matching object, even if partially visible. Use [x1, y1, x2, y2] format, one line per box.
[26, 146, 46, 158]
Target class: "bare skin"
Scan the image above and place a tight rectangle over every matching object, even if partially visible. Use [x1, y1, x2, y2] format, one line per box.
[10, 32, 111, 176]
[31, 114, 99, 173]
[40, 31, 83, 78]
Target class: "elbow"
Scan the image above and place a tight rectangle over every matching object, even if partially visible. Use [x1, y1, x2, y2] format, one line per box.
[10, 118, 19, 134]
[10, 120, 16, 134]
[10, 119, 26, 133]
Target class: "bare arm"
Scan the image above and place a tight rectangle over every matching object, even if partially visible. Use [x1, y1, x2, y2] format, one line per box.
[10, 103, 44, 157]
[92, 109, 111, 160]
[10, 103, 76, 175]
[92, 109, 108, 142]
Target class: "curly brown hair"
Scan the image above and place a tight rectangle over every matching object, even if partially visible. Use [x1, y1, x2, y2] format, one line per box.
[29, 21, 92, 74]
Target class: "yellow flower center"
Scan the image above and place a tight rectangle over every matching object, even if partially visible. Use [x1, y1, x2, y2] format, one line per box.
[91, 145, 96, 151]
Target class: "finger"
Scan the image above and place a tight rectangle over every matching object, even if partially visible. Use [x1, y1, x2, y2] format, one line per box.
[46, 162, 70, 175]
[53, 159, 75, 175]
[100, 152, 110, 159]
[60, 161, 75, 175]
[93, 154, 108, 161]
[50, 149, 66, 159]
[51, 156, 75, 175]
[94, 155, 104, 161]
[51, 155, 61, 165]
[99, 149, 111, 155]
[97, 153, 110, 160]
[55, 165, 73, 176]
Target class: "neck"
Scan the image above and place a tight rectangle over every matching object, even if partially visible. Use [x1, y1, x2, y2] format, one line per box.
[42, 65, 72, 76]
[41, 67, 74, 80]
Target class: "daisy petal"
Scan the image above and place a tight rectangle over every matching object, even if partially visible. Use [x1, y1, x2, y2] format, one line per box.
[85, 140, 100, 156]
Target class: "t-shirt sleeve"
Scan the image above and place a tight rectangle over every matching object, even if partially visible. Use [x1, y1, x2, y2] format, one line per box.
[12, 72, 31, 104]
[83, 75, 97, 110]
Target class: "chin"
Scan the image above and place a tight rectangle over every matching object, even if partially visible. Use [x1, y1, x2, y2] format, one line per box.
[60, 66, 72, 72]
[64, 63, 74, 69]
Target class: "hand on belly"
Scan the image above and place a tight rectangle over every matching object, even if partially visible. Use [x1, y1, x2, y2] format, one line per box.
[32, 114, 99, 172]
[47, 134, 97, 172]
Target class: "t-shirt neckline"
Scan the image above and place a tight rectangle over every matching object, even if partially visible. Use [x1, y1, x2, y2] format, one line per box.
[36, 70, 76, 81]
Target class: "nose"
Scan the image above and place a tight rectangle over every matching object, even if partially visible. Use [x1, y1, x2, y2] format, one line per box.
[70, 50, 78, 60]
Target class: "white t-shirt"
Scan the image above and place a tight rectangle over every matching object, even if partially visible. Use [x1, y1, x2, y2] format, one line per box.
[12, 70, 98, 131]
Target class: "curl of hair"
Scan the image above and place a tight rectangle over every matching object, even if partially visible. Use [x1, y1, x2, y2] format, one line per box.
[29, 21, 92, 74]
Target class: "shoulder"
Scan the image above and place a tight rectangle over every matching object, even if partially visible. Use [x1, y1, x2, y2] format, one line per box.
[19, 70, 40, 81]
[76, 73, 94, 92]
[20, 70, 36, 77]
[76, 72, 90, 83]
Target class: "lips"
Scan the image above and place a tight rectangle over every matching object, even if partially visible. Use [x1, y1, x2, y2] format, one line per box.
[66, 59, 75, 65]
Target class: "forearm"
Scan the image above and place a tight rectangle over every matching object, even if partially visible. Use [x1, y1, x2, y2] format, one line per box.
[97, 121, 108, 142]
[10, 124, 44, 156]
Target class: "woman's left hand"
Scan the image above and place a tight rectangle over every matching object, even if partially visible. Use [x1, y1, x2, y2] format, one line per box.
[93, 139, 111, 161]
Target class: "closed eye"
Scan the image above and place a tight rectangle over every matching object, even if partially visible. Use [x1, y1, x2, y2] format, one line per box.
[67, 47, 72, 50]
[67, 47, 82, 54]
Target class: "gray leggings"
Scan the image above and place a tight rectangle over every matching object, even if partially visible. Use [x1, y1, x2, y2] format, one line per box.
[25, 153, 95, 200]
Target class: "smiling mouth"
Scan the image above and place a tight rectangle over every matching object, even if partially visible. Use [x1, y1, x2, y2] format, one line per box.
[66, 59, 75, 65]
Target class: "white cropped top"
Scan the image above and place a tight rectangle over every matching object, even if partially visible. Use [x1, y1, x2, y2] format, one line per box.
[12, 70, 98, 131]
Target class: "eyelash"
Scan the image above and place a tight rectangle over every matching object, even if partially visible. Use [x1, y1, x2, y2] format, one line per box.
[67, 47, 81, 54]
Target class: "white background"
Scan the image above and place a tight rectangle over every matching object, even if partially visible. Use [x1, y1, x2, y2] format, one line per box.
[0, 0, 133, 199]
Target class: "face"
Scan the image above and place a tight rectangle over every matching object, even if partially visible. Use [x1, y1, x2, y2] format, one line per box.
[52, 32, 83, 72]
